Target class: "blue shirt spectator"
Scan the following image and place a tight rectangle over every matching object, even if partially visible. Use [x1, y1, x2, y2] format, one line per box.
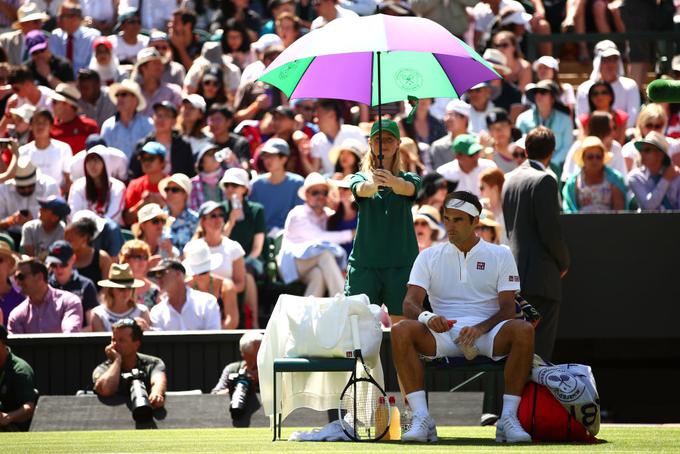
[48, 3, 101, 77]
[250, 172, 304, 233]
[101, 113, 154, 160]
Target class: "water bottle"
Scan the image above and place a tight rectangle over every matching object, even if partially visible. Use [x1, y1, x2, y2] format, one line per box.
[374, 396, 388, 439]
[231, 194, 244, 221]
[387, 396, 401, 440]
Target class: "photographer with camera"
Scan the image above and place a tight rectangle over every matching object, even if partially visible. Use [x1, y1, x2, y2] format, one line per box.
[211, 331, 262, 426]
[92, 319, 167, 415]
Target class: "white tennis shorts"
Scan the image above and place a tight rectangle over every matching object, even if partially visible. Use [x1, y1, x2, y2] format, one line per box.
[428, 319, 511, 361]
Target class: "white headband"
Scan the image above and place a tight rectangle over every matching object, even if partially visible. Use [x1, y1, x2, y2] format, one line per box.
[445, 198, 480, 217]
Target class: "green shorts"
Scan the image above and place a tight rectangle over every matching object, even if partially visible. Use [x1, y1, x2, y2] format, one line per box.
[344, 264, 411, 316]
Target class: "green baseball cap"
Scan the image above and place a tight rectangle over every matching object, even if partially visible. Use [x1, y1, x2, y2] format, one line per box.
[370, 119, 400, 140]
[452, 134, 482, 156]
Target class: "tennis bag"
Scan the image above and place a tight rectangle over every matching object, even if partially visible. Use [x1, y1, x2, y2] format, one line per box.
[518, 358, 601, 442]
[283, 294, 383, 368]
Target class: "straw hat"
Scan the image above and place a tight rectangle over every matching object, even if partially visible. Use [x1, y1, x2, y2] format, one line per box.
[477, 209, 502, 244]
[573, 136, 612, 167]
[108, 79, 146, 112]
[0, 241, 18, 268]
[297, 172, 329, 200]
[634, 131, 670, 166]
[14, 156, 37, 187]
[159, 173, 193, 198]
[328, 138, 365, 165]
[482, 48, 511, 77]
[50, 83, 81, 109]
[98, 263, 144, 289]
[12, 3, 49, 29]
[413, 204, 445, 240]
[182, 240, 223, 277]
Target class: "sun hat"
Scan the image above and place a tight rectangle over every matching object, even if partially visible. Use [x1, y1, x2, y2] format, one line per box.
[71, 210, 106, 238]
[525, 79, 560, 104]
[194, 143, 223, 171]
[220, 167, 250, 188]
[159, 173, 192, 198]
[135, 47, 163, 69]
[38, 196, 71, 220]
[452, 134, 483, 156]
[140, 141, 166, 159]
[98, 263, 144, 289]
[49, 83, 81, 109]
[44, 240, 74, 266]
[182, 240, 223, 277]
[108, 79, 146, 112]
[573, 136, 612, 167]
[0, 241, 18, 268]
[198, 200, 226, 219]
[183, 94, 206, 113]
[25, 30, 48, 55]
[251, 34, 283, 53]
[532, 56, 559, 73]
[445, 99, 471, 117]
[149, 258, 186, 276]
[136, 203, 168, 225]
[297, 172, 329, 200]
[413, 204, 445, 240]
[260, 138, 290, 156]
[14, 156, 37, 187]
[595, 40, 621, 58]
[10, 104, 36, 124]
[152, 100, 178, 117]
[329, 138, 365, 165]
[12, 3, 49, 29]
[477, 209, 502, 242]
[634, 131, 671, 166]
[482, 48, 511, 76]
[370, 119, 400, 140]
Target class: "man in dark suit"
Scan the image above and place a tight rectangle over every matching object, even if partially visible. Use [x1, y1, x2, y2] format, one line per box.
[502, 126, 569, 360]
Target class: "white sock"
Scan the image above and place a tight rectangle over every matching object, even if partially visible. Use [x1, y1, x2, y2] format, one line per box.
[501, 394, 521, 418]
[405, 390, 428, 416]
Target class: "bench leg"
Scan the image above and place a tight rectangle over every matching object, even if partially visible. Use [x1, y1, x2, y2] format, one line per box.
[272, 369, 277, 441]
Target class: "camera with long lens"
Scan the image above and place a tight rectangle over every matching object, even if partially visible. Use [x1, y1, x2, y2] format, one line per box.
[121, 368, 153, 422]
[227, 369, 253, 419]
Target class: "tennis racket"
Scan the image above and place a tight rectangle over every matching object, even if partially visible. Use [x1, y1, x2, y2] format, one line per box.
[338, 314, 390, 441]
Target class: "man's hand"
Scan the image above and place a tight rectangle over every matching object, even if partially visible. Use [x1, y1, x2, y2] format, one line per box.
[148, 392, 165, 409]
[104, 342, 121, 363]
[663, 165, 679, 181]
[427, 315, 454, 333]
[0, 411, 11, 426]
[134, 317, 150, 331]
[455, 325, 484, 347]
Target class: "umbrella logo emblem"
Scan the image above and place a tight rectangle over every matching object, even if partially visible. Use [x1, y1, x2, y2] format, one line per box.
[394, 68, 423, 92]
[278, 61, 299, 80]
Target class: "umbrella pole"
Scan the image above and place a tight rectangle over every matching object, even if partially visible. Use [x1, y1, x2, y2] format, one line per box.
[377, 51, 383, 169]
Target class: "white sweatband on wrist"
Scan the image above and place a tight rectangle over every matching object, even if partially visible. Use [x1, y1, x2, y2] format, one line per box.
[418, 311, 436, 325]
[444, 198, 480, 217]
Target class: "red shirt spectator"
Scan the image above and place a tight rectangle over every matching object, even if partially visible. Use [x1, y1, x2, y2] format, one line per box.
[49, 82, 99, 154]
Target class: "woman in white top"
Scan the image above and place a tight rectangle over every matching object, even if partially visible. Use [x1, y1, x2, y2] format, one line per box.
[91, 263, 151, 332]
[68, 147, 126, 224]
[192, 201, 246, 297]
[18, 109, 71, 193]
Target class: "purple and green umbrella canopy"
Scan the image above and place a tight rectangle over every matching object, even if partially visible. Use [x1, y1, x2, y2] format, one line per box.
[259, 14, 502, 106]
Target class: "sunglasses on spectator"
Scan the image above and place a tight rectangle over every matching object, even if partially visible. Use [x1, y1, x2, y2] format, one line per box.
[584, 153, 603, 161]
[493, 42, 511, 49]
[640, 145, 660, 153]
[202, 79, 220, 86]
[591, 90, 610, 96]
[204, 212, 224, 219]
[308, 189, 328, 197]
[165, 186, 184, 194]
[126, 254, 148, 261]
[17, 185, 35, 193]
[645, 123, 664, 130]
[139, 154, 158, 163]
[115, 92, 133, 98]
[413, 220, 430, 227]
[148, 218, 164, 225]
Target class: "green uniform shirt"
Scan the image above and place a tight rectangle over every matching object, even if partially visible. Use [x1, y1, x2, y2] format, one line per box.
[228, 200, 266, 256]
[92, 352, 166, 396]
[0, 349, 37, 431]
[349, 171, 421, 268]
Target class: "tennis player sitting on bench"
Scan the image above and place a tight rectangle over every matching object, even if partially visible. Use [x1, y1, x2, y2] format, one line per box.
[392, 191, 534, 443]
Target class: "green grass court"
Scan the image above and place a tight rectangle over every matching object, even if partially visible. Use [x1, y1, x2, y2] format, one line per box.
[4, 426, 680, 453]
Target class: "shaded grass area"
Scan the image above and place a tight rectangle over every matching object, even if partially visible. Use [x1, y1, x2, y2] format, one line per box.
[5, 426, 680, 453]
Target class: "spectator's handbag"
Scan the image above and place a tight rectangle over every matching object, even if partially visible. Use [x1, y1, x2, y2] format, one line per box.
[283, 294, 383, 368]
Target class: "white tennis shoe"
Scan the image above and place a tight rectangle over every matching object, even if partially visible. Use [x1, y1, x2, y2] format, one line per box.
[495, 414, 532, 443]
[401, 413, 438, 442]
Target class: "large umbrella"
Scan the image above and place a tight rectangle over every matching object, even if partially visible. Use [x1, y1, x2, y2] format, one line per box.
[259, 13, 501, 166]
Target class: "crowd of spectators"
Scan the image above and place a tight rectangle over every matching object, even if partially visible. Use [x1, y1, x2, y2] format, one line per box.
[0, 0, 678, 341]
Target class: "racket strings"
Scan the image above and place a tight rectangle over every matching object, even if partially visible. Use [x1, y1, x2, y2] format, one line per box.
[339, 378, 388, 441]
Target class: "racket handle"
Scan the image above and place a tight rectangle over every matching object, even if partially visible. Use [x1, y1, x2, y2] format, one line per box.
[350, 314, 361, 353]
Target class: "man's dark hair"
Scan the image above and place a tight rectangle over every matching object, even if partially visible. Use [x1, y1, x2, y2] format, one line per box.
[68, 217, 98, 242]
[525, 126, 555, 161]
[173, 8, 197, 29]
[8, 65, 34, 85]
[208, 103, 234, 119]
[78, 68, 101, 82]
[32, 108, 54, 124]
[112, 318, 143, 342]
[317, 99, 342, 121]
[444, 190, 482, 223]
[17, 258, 48, 282]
